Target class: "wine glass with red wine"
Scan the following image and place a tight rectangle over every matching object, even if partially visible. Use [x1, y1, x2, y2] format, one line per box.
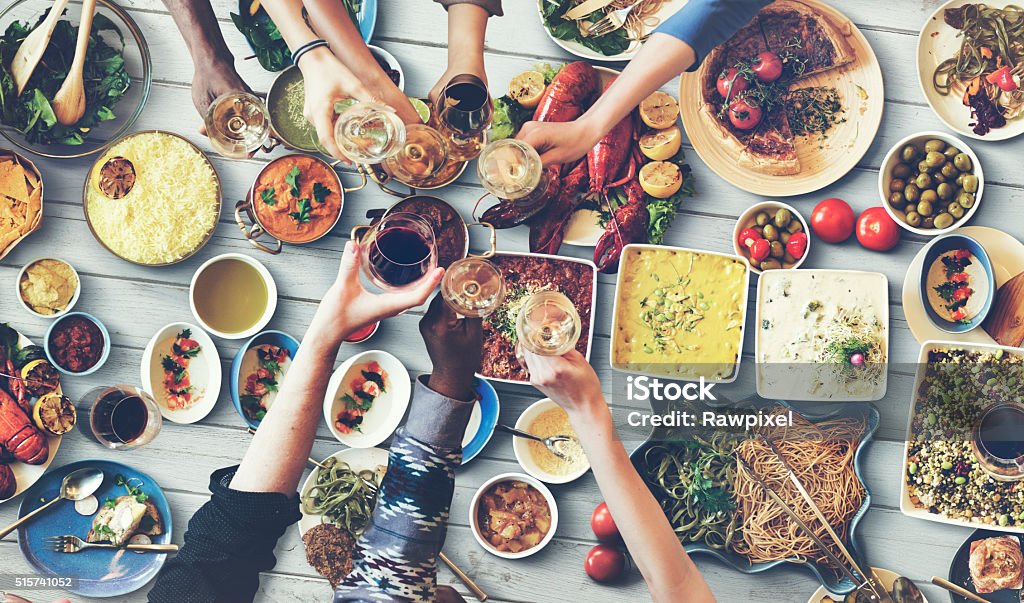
[436, 74, 492, 161]
[81, 385, 162, 450]
[359, 212, 438, 291]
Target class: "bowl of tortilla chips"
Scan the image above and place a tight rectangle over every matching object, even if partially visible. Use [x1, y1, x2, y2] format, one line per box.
[0, 150, 42, 261]
[16, 257, 80, 318]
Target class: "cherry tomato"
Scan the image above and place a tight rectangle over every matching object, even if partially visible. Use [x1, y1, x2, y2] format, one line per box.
[810, 198, 856, 244]
[749, 238, 771, 263]
[590, 502, 620, 543]
[751, 51, 784, 83]
[728, 97, 762, 130]
[855, 206, 901, 252]
[584, 544, 626, 583]
[737, 227, 762, 249]
[786, 231, 808, 259]
[952, 286, 974, 302]
[716, 67, 749, 100]
[986, 66, 1020, 92]
[951, 308, 967, 321]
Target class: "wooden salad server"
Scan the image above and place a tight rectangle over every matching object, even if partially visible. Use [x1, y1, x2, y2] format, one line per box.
[983, 271, 1024, 347]
[10, 0, 71, 95]
[52, 0, 98, 126]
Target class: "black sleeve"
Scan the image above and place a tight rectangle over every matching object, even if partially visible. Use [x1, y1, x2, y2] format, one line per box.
[148, 466, 302, 603]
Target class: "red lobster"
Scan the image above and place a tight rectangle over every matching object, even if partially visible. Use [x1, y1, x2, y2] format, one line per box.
[0, 387, 48, 465]
[594, 150, 650, 273]
[530, 160, 590, 254]
[481, 62, 601, 229]
[588, 82, 636, 199]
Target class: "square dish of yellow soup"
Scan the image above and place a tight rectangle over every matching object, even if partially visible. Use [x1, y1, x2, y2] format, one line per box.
[612, 245, 749, 381]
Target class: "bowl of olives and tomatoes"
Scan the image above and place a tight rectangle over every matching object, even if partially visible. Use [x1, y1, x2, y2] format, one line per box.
[879, 132, 983, 236]
[733, 201, 810, 274]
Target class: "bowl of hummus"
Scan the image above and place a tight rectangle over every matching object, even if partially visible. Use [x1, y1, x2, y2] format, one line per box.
[920, 234, 994, 333]
[16, 258, 80, 318]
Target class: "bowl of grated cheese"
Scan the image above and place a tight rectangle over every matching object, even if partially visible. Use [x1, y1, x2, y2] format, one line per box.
[512, 398, 589, 484]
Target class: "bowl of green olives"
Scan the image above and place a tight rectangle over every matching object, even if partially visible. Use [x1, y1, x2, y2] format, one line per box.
[733, 201, 810, 274]
[879, 131, 983, 236]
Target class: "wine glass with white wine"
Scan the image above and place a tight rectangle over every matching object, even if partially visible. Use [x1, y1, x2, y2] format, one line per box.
[441, 257, 505, 319]
[334, 101, 407, 164]
[204, 92, 271, 159]
[515, 291, 581, 368]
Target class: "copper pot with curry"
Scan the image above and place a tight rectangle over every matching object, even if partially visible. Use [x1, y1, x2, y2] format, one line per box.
[352, 195, 495, 269]
[235, 153, 364, 254]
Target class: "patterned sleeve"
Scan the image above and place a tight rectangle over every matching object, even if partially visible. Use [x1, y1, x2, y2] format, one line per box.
[333, 376, 475, 602]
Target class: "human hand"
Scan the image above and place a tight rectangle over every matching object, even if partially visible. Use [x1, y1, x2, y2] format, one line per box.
[428, 57, 487, 111]
[191, 56, 251, 129]
[420, 294, 482, 401]
[298, 48, 377, 161]
[523, 350, 605, 416]
[309, 241, 443, 347]
[517, 119, 601, 167]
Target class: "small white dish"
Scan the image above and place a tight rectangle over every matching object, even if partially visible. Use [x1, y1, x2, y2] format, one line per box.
[15, 257, 80, 318]
[469, 472, 558, 559]
[367, 45, 404, 92]
[189, 253, 277, 340]
[732, 201, 811, 274]
[879, 131, 983, 237]
[141, 322, 221, 424]
[297, 446, 389, 536]
[512, 398, 589, 484]
[323, 350, 411, 448]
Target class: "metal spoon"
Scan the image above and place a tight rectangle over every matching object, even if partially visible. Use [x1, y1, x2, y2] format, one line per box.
[0, 467, 104, 539]
[497, 424, 575, 460]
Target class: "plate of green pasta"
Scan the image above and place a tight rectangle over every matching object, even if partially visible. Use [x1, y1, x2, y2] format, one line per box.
[298, 447, 388, 536]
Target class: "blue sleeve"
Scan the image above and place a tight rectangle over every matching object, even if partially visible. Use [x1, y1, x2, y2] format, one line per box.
[654, 0, 771, 71]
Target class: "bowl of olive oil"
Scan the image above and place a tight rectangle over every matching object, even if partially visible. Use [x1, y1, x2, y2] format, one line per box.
[189, 253, 277, 339]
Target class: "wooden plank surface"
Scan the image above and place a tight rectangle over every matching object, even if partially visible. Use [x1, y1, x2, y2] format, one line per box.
[0, 0, 1019, 601]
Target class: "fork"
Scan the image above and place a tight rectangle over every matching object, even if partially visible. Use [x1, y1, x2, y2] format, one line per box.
[581, 1, 640, 38]
[44, 535, 179, 554]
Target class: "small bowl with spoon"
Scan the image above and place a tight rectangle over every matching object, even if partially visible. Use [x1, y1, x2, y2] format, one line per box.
[504, 398, 589, 484]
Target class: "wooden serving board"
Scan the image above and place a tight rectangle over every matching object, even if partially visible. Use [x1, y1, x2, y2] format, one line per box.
[678, 0, 885, 197]
[984, 271, 1024, 347]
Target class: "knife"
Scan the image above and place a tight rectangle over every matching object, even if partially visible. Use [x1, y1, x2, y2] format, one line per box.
[564, 0, 615, 21]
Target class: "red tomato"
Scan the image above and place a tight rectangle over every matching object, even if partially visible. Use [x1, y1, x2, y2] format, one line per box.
[786, 231, 808, 259]
[737, 227, 762, 250]
[716, 67, 749, 100]
[855, 206, 901, 252]
[749, 238, 771, 263]
[584, 545, 626, 583]
[751, 51, 784, 83]
[728, 97, 762, 130]
[810, 198, 856, 244]
[590, 502, 621, 543]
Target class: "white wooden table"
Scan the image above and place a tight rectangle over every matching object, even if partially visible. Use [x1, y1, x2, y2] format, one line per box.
[0, 0, 1018, 600]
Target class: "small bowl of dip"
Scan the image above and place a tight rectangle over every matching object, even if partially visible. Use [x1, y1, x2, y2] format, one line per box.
[512, 398, 589, 484]
[919, 233, 994, 333]
[469, 472, 558, 559]
[44, 312, 110, 376]
[190, 253, 278, 340]
[16, 258, 80, 318]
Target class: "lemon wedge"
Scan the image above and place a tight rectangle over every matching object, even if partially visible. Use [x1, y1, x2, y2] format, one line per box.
[639, 91, 679, 129]
[639, 126, 682, 161]
[639, 161, 683, 199]
[508, 71, 547, 109]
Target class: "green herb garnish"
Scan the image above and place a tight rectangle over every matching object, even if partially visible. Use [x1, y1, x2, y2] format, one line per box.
[289, 198, 312, 224]
[285, 166, 301, 198]
[260, 187, 277, 206]
[312, 182, 330, 204]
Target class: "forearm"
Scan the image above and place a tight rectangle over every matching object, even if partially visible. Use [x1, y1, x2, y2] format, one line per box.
[161, 0, 232, 63]
[580, 33, 695, 135]
[569, 401, 715, 603]
[231, 319, 341, 494]
[262, 0, 319, 50]
[445, 3, 488, 73]
[304, 0, 381, 83]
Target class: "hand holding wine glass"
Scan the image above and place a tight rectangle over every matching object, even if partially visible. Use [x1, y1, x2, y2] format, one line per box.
[311, 239, 442, 347]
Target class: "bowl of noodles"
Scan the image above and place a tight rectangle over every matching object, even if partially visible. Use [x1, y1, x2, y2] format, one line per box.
[629, 399, 878, 595]
[537, 0, 687, 61]
[82, 131, 221, 266]
[917, 0, 1024, 140]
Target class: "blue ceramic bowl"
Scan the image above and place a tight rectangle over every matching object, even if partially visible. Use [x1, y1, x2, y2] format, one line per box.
[463, 378, 500, 464]
[44, 312, 111, 376]
[629, 400, 879, 596]
[230, 330, 300, 430]
[919, 234, 995, 334]
[18, 459, 172, 597]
